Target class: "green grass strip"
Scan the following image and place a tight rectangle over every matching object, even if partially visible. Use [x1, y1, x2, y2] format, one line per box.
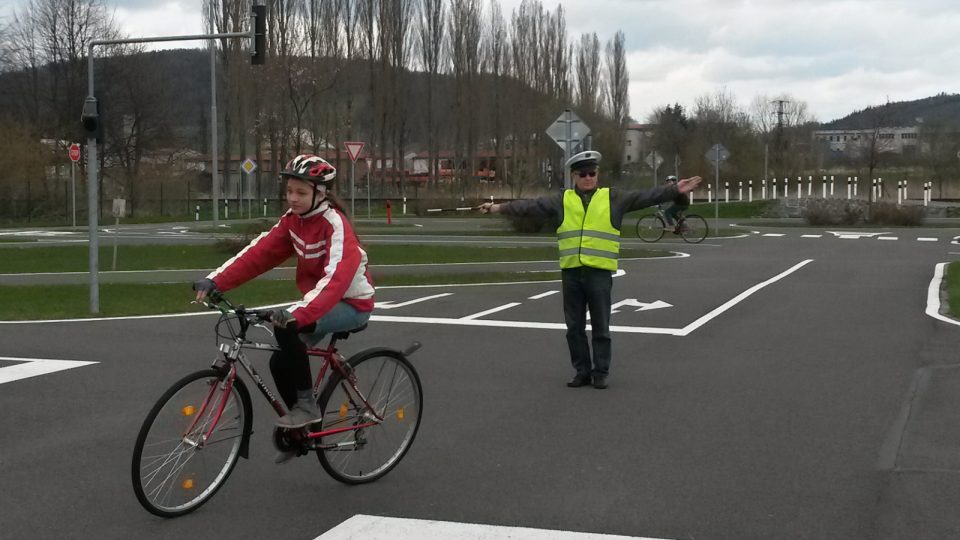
[0, 244, 665, 274]
[0, 271, 563, 320]
[946, 262, 960, 319]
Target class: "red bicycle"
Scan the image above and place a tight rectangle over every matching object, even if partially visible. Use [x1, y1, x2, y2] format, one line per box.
[131, 291, 423, 518]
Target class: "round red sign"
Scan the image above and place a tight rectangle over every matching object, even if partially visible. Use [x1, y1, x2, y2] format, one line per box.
[68, 143, 81, 162]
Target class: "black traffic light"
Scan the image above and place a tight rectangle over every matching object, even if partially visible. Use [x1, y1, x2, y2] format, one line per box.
[251, 5, 266, 65]
[81, 96, 102, 143]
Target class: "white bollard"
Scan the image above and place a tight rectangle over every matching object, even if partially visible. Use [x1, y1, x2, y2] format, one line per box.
[224, 199, 229, 220]
[846, 177, 851, 200]
[878, 177, 883, 199]
[708, 184, 713, 203]
[798, 176, 802, 199]
[738, 181, 743, 201]
[773, 178, 778, 200]
[830, 176, 835, 196]
[784, 177, 789, 198]
[762, 179, 767, 199]
[195, 205, 200, 221]
[403, 196, 407, 215]
[854, 176, 858, 197]
[822, 176, 827, 198]
[263, 198, 268, 216]
[749, 180, 753, 203]
[725, 182, 729, 203]
[807, 175, 813, 197]
[897, 181, 902, 205]
[904, 180, 908, 200]
[872, 179, 877, 200]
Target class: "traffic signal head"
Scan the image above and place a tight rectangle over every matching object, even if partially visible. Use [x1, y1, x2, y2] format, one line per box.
[80, 97, 102, 143]
[250, 5, 266, 65]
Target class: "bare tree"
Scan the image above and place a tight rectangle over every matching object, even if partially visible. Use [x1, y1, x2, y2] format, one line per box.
[418, 0, 445, 187]
[447, 0, 482, 197]
[575, 33, 601, 115]
[604, 30, 629, 178]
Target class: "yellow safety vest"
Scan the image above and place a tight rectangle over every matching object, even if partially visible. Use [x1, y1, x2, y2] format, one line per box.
[557, 188, 620, 271]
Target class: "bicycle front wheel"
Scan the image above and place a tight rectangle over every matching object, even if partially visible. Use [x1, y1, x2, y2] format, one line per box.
[680, 214, 709, 243]
[636, 215, 666, 242]
[132, 369, 247, 518]
[317, 350, 423, 484]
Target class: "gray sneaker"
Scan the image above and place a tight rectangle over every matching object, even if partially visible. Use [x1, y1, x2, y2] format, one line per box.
[276, 400, 320, 429]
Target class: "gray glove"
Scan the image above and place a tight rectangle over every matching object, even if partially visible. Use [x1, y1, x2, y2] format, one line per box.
[269, 308, 297, 329]
[192, 278, 217, 299]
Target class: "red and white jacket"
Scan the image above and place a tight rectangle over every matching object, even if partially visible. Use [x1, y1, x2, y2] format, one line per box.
[206, 201, 375, 328]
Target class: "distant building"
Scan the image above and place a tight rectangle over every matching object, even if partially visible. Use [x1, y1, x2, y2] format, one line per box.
[812, 126, 921, 156]
[623, 123, 655, 165]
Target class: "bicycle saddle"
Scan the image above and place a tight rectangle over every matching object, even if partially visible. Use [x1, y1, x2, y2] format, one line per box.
[332, 323, 368, 341]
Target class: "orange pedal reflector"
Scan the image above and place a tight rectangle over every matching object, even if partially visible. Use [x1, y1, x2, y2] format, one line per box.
[182, 478, 194, 489]
[182, 405, 196, 416]
[397, 407, 404, 421]
[339, 403, 348, 417]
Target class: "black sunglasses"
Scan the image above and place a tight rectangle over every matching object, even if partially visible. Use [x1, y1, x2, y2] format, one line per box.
[576, 170, 598, 178]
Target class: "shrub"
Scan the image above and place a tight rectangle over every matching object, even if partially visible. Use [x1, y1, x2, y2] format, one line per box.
[870, 202, 925, 226]
[802, 198, 865, 225]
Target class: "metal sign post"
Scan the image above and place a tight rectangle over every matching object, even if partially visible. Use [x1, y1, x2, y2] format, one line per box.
[546, 109, 590, 189]
[68, 143, 80, 227]
[241, 158, 257, 218]
[344, 142, 365, 217]
[364, 157, 372, 219]
[81, 9, 264, 313]
[706, 143, 731, 238]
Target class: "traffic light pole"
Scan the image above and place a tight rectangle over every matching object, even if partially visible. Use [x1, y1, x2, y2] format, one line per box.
[83, 12, 262, 313]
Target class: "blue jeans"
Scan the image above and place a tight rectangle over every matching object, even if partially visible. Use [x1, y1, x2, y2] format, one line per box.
[299, 301, 371, 348]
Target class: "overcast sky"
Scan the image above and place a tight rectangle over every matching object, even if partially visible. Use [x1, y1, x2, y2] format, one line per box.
[3, 0, 958, 123]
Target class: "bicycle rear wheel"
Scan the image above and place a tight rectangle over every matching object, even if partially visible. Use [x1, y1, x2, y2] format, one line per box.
[132, 369, 247, 517]
[316, 350, 423, 484]
[680, 214, 709, 243]
[636, 214, 666, 242]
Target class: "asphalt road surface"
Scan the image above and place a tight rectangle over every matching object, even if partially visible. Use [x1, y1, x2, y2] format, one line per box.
[2, 226, 960, 539]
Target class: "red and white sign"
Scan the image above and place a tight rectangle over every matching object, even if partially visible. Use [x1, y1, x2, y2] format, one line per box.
[344, 141, 365, 163]
[68, 143, 81, 162]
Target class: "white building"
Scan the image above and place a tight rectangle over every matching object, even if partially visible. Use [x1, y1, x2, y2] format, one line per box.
[812, 126, 921, 155]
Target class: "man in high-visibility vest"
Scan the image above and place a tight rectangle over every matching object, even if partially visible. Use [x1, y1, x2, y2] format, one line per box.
[480, 151, 701, 389]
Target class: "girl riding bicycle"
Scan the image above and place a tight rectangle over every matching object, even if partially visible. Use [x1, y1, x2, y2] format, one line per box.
[193, 154, 375, 457]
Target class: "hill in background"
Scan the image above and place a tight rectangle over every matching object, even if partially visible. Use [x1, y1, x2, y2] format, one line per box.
[822, 92, 960, 129]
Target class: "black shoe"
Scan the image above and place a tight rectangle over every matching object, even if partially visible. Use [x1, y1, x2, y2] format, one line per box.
[592, 375, 608, 389]
[566, 374, 592, 388]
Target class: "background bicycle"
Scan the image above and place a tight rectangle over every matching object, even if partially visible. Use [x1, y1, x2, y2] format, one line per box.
[131, 292, 423, 518]
[635, 205, 709, 244]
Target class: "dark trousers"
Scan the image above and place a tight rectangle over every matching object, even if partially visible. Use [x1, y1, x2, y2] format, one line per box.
[269, 323, 316, 408]
[562, 266, 613, 377]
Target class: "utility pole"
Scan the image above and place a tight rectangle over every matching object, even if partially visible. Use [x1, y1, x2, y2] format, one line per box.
[771, 99, 790, 178]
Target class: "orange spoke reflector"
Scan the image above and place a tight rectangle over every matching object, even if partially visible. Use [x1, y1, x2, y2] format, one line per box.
[339, 403, 348, 417]
[182, 478, 194, 490]
[396, 407, 404, 421]
[182, 405, 196, 416]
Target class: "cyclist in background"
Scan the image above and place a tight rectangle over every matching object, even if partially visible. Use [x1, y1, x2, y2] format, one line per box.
[662, 175, 690, 233]
[193, 154, 375, 462]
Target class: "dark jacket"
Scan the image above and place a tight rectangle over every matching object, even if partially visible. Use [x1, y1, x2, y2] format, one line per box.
[499, 184, 680, 231]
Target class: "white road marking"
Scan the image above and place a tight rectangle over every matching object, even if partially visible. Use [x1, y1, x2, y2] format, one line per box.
[529, 290, 559, 300]
[0, 356, 98, 385]
[610, 299, 672, 313]
[878, 237, 898, 241]
[918, 237, 938, 242]
[375, 293, 453, 310]
[316, 514, 668, 540]
[460, 302, 522, 320]
[801, 234, 822, 238]
[925, 262, 960, 327]
[762, 233, 785, 237]
[826, 231, 888, 239]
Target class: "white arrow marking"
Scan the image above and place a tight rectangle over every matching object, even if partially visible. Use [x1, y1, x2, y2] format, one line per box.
[375, 293, 452, 310]
[0, 356, 98, 385]
[610, 298, 673, 314]
[826, 231, 888, 239]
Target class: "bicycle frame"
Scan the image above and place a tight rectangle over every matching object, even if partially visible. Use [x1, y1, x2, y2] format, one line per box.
[187, 309, 384, 453]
